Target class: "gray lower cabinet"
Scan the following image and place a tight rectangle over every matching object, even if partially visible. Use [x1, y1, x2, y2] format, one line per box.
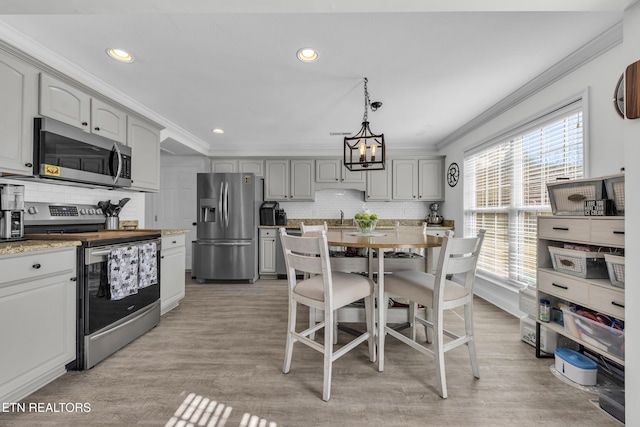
[259, 228, 277, 278]
[0, 247, 77, 403]
[160, 234, 186, 315]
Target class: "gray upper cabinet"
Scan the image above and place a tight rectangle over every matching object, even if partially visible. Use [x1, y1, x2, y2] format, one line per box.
[265, 159, 314, 201]
[316, 159, 365, 187]
[0, 49, 38, 175]
[418, 158, 444, 201]
[39, 73, 127, 144]
[365, 164, 392, 201]
[212, 159, 264, 176]
[91, 98, 127, 143]
[127, 115, 161, 192]
[392, 159, 419, 200]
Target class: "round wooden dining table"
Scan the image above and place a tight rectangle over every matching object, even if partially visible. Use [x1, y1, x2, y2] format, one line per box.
[325, 226, 444, 371]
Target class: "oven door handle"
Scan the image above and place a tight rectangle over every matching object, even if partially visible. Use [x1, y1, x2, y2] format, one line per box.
[112, 142, 123, 185]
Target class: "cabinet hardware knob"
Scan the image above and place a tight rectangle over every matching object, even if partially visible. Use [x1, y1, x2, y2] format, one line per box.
[70, 277, 77, 281]
[551, 282, 568, 290]
[613, 231, 625, 235]
[161, 256, 165, 259]
[32, 263, 41, 269]
[25, 162, 33, 168]
[82, 122, 88, 126]
[611, 301, 625, 308]
[94, 127, 100, 131]
[335, 178, 339, 181]
[172, 240, 177, 244]
[552, 227, 569, 231]
[192, 222, 197, 226]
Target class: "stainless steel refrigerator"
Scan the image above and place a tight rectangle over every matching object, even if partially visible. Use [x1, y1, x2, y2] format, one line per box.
[192, 172, 257, 283]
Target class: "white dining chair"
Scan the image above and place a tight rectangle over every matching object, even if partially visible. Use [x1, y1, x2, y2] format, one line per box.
[279, 228, 376, 401]
[382, 229, 486, 398]
[300, 221, 329, 339]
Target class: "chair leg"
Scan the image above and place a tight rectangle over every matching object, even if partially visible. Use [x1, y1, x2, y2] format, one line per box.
[424, 307, 433, 344]
[434, 308, 447, 399]
[364, 295, 376, 362]
[322, 308, 334, 401]
[283, 299, 297, 374]
[465, 301, 480, 379]
[334, 310, 338, 345]
[409, 301, 417, 341]
[309, 307, 316, 340]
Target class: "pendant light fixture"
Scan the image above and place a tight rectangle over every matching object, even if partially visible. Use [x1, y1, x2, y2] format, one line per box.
[344, 77, 385, 171]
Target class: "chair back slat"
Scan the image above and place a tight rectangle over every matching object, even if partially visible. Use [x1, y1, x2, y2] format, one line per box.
[279, 228, 333, 297]
[434, 230, 486, 299]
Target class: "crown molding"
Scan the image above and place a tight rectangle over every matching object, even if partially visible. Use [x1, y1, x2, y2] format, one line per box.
[436, 21, 623, 150]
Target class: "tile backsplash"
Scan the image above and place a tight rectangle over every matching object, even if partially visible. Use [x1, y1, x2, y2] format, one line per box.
[279, 189, 432, 221]
[0, 178, 145, 227]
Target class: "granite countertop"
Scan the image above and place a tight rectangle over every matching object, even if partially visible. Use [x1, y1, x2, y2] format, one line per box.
[259, 218, 455, 230]
[162, 229, 190, 235]
[0, 240, 82, 256]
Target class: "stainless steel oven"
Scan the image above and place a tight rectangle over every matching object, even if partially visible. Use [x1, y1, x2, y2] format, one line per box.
[25, 202, 161, 370]
[81, 238, 161, 369]
[33, 117, 132, 188]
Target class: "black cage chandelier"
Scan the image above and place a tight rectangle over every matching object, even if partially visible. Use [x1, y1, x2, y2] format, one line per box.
[343, 77, 385, 171]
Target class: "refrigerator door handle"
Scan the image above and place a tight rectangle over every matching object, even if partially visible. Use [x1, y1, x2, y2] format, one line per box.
[224, 181, 229, 227]
[219, 181, 224, 224]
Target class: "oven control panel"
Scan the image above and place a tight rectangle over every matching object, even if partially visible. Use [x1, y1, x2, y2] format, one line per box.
[24, 202, 106, 226]
[49, 205, 79, 217]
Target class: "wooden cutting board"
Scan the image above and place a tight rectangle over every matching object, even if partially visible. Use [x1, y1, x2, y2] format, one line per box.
[26, 229, 162, 242]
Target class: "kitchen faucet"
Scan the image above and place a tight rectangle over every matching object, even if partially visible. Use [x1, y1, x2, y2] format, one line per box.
[340, 210, 344, 225]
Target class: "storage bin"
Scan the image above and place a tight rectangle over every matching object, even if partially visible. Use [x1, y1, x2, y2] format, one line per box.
[554, 348, 597, 386]
[546, 178, 605, 215]
[561, 308, 624, 359]
[604, 174, 625, 216]
[519, 315, 557, 353]
[604, 254, 625, 288]
[548, 246, 608, 279]
[518, 285, 537, 318]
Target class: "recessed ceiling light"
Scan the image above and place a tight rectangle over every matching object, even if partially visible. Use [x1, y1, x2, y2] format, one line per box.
[212, 128, 224, 134]
[106, 48, 134, 63]
[296, 47, 318, 63]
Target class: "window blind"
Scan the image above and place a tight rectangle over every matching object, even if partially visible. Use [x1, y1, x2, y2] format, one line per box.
[464, 104, 584, 286]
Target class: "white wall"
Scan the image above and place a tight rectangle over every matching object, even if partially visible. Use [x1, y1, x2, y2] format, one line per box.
[623, 1, 639, 422]
[0, 177, 146, 225]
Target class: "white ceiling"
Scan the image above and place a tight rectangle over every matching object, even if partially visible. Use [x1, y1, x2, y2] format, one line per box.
[0, 1, 635, 157]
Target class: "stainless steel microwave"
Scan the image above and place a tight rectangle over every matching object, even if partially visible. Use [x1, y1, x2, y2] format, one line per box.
[33, 117, 132, 188]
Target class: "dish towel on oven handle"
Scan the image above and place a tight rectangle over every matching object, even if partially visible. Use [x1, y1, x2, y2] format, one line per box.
[138, 242, 158, 289]
[108, 246, 139, 300]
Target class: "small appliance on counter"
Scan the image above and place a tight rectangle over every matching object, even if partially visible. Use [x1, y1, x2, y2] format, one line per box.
[0, 184, 25, 241]
[260, 201, 279, 226]
[425, 202, 444, 226]
[275, 208, 287, 226]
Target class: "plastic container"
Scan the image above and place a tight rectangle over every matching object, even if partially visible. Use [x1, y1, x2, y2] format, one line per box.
[548, 246, 608, 279]
[519, 315, 557, 353]
[539, 299, 551, 322]
[604, 254, 625, 288]
[554, 348, 597, 385]
[561, 308, 624, 359]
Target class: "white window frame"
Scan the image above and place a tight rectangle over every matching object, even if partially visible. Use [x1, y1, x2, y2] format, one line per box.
[463, 91, 588, 288]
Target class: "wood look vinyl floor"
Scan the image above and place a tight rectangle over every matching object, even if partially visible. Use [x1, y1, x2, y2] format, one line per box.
[1, 275, 623, 427]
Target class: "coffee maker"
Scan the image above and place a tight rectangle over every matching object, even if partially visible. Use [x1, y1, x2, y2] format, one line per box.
[0, 184, 25, 240]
